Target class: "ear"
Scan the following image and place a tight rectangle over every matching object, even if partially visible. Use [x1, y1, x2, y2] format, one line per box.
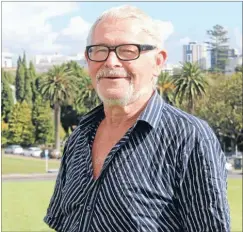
[153, 50, 167, 76]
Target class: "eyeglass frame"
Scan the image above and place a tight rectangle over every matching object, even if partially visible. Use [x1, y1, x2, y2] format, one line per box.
[85, 44, 157, 62]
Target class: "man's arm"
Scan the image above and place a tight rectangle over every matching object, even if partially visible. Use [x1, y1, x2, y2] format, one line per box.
[43, 142, 69, 231]
[176, 136, 231, 231]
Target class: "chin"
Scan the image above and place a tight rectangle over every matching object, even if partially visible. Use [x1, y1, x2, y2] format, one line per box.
[98, 90, 145, 107]
[97, 89, 130, 106]
[98, 93, 130, 106]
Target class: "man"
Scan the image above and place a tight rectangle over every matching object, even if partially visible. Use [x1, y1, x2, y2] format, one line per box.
[44, 5, 230, 232]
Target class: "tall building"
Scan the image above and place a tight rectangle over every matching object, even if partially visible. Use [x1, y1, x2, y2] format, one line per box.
[228, 48, 238, 58]
[183, 42, 210, 70]
[2, 52, 13, 68]
[210, 47, 239, 72]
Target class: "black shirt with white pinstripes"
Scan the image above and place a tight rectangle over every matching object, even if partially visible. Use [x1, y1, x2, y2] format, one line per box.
[44, 90, 230, 232]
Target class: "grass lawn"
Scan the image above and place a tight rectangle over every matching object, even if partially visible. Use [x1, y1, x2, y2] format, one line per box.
[2, 155, 61, 174]
[228, 179, 243, 232]
[2, 181, 56, 232]
[2, 178, 242, 231]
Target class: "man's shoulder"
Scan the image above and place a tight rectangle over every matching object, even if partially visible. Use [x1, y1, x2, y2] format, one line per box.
[161, 103, 215, 140]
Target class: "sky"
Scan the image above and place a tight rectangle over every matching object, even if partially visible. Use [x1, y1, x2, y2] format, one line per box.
[2, 1, 242, 65]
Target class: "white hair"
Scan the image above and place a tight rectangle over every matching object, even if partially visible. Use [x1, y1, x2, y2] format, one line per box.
[86, 5, 164, 49]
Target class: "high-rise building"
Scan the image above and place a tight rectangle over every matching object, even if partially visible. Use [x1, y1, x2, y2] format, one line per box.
[210, 47, 239, 72]
[228, 48, 238, 58]
[183, 42, 211, 70]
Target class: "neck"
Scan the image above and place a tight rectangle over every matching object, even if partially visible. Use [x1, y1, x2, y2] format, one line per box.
[103, 90, 154, 128]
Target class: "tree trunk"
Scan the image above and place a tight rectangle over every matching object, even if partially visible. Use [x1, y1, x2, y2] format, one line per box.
[188, 98, 194, 114]
[54, 102, 60, 156]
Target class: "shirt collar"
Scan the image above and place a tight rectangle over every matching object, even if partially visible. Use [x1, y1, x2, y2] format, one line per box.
[137, 90, 165, 129]
[81, 90, 164, 130]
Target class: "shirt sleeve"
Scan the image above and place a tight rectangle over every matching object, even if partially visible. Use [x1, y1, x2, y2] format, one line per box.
[43, 141, 69, 231]
[175, 136, 231, 232]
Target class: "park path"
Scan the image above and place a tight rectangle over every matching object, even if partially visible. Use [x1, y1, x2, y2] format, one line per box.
[2, 172, 58, 182]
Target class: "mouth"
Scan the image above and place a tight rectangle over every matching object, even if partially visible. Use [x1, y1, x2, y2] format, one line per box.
[101, 76, 131, 80]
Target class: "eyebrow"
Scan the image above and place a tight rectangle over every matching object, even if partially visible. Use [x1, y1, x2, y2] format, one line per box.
[91, 43, 112, 46]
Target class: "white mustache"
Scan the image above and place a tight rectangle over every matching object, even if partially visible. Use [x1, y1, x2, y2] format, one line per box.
[96, 68, 132, 81]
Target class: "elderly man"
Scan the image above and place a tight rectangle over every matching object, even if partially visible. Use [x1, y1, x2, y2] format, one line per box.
[44, 5, 230, 232]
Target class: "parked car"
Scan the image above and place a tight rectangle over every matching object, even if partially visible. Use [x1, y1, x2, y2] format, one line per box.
[40, 149, 61, 159]
[23, 147, 42, 157]
[4, 145, 24, 155]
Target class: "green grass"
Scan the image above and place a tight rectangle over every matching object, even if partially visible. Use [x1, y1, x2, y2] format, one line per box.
[2, 178, 242, 231]
[228, 179, 243, 232]
[2, 155, 61, 174]
[2, 181, 56, 232]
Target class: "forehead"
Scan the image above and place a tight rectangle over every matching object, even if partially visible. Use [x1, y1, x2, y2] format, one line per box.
[92, 18, 153, 45]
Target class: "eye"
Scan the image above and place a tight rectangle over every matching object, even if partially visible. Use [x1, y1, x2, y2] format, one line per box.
[90, 46, 108, 54]
[119, 45, 137, 54]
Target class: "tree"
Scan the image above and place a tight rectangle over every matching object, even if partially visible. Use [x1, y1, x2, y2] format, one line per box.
[22, 51, 27, 68]
[1, 120, 9, 146]
[29, 61, 36, 77]
[157, 71, 175, 105]
[235, 65, 243, 73]
[206, 24, 229, 73]
[173, 62, 207, 113]
[63, 61, 99, 129]
[194, 72, 242, 152]
[2, 69, 15, 85]
[8, 101, 35, 146]
[39, 65, 78, 153]
[23, 68, 33, 105]
[15, 60, 25, 102]
[75, 75, 100, 113]
[17, 56, 22, 67]
[1, 70, 14, 122]
[32, 96, 54, 145]
[61, 105, 82, 136]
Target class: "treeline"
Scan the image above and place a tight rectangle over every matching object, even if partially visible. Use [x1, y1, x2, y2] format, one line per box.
[1, 24, 242, 154]
[1, 56, 100, 152]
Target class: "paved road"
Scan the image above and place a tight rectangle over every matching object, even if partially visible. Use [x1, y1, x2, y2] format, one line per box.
[2, 171, 242, 182]
[2, 173, 58, 182]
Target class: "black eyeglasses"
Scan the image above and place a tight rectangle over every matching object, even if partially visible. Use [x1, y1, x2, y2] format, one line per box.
[86, 44, 157, 62]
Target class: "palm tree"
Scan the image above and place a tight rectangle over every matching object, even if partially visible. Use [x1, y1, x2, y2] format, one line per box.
[75, 75, 100, 112]
[39, 65, 78, 153]
[157, 71, 175, 105]
[65, 60, 100, 112]
[173, 62, 207, 113]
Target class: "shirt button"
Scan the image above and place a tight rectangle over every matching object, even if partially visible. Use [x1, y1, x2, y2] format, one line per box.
[87, 206, 92, 211]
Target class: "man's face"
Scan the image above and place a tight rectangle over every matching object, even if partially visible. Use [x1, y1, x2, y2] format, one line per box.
[85, 18, 166, 106]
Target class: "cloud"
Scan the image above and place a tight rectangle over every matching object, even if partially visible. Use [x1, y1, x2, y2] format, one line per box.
[179, 37, 191, 45]
[2, 2, 79, 55]
[154, 20, 174, 45]
[62, 16, 92, 41]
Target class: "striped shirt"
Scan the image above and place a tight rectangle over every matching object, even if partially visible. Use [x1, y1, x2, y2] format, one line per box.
[44, 91, 230, 232]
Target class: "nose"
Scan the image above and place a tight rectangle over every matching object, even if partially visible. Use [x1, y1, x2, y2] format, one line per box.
[104, 51, 122, 68]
